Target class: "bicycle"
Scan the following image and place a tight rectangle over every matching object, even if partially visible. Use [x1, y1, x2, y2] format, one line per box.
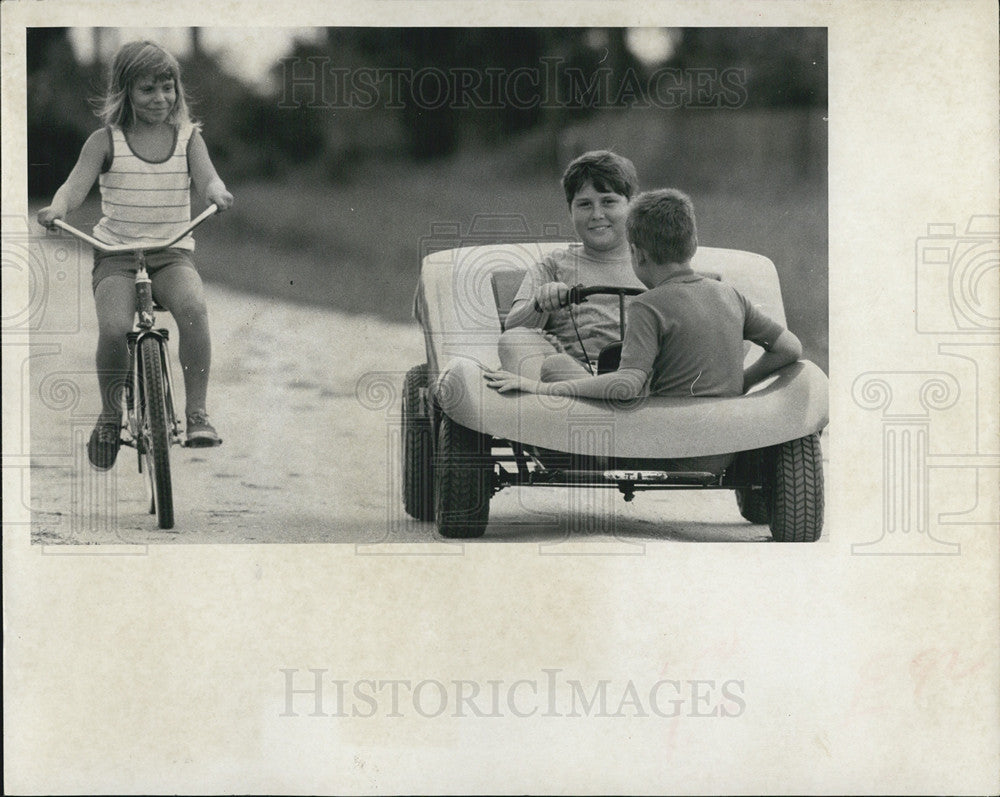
[50, 204, 219, 529]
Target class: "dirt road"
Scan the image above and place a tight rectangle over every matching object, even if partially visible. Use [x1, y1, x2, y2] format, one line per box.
[24, 237, 794, 546]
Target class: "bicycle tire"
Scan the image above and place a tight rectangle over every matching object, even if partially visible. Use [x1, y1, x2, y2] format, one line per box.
[139, 336, 174, 529]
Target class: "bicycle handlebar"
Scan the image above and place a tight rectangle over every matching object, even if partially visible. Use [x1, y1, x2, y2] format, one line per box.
[51, 203, 219, 254]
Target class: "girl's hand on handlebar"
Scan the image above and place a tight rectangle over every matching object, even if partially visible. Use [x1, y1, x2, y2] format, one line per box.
[206, 184, 234, 212]
[36, 206, 63, 229]
[533, 281, 570, 313]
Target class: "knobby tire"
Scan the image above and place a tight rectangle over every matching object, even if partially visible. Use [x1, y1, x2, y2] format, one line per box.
[434, 414, 491, 539]
[769, 434, 823, 542]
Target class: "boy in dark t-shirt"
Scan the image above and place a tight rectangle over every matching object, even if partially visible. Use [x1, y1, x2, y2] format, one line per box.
[485, 189, 802, 399]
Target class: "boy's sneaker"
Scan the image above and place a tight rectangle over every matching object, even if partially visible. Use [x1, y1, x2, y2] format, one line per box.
[87, 421, 122, 470]
[186, 411, 222, 447]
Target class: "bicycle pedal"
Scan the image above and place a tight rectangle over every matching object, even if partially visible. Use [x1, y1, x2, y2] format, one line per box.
[183, 437, 223, 448]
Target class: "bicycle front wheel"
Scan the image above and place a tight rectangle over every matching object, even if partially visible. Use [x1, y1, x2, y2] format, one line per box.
[139, 336, 174, 529]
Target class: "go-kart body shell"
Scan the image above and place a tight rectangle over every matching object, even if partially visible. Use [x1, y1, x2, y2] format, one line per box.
[413, 243, 828, 459]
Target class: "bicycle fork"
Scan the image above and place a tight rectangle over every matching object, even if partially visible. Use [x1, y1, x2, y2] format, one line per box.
[130, 265, 183, 448]
[124, 330, 183, 457]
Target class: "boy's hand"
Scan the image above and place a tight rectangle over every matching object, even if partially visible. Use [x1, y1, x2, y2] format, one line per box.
[36, 206, 63, 228]
[533, 281, 571, 312]
[206, 183, 234, 212]
[742, 329, 803, 392]
[484, 369, 539, 394]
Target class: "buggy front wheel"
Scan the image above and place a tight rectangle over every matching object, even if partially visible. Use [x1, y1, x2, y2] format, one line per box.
[401, 364, 434, 521]
[769, 434, 823, 542]
[434, 414, 491, 539]
[139, 337, 174, 529]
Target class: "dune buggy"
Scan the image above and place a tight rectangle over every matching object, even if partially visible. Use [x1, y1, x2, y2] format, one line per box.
[403, 242, 828, 541]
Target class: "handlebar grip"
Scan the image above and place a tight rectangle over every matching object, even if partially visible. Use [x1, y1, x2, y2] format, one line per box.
[534, 284, 643, 311]
[533, 284, 575, 312]
[566, 285, 644, 305]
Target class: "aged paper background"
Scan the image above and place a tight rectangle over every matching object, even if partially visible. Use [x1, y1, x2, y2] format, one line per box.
[3, 1, 998, 794]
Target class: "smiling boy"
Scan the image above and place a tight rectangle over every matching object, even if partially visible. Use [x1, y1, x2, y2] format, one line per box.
[498, 150, 645, 381]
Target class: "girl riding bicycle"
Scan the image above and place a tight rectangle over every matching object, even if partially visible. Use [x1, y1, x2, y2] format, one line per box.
[37, 40, 233, 470]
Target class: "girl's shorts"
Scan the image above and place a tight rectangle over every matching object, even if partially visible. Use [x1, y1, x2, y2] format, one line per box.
[92, 248, 197, 293]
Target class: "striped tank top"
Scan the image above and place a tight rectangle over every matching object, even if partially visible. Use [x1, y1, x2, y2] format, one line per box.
[94, 123, 195, 250]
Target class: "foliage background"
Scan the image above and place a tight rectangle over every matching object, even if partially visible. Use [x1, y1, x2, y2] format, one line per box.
[27, 27, 828, 370]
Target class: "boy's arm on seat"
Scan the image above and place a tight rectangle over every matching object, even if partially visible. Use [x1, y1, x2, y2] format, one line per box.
[742, 329, 802, 392]
[485, 367, 648, 400]
[535, 367, 648, 399]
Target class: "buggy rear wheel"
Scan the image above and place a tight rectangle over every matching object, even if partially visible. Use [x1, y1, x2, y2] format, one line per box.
[736, 487, 771, 524]
[732, 448, 773, 524]
[769, 434, 824, 542]
[434, 414, 491, 539]
[401, 364, 434, 521]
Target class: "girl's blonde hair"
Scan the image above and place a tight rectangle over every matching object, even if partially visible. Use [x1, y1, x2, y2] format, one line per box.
[98, 40, 199, 129]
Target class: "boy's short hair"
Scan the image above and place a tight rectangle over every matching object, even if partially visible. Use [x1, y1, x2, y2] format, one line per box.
[561, 150, 639, 204]
[626, 189, 699, 265]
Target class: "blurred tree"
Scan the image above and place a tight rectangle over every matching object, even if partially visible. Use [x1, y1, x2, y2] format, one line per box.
[27, 26, 829, 195]
[27, 28, 102, 197]
[398, 28, 461, 159]
[189, 27, 202, 60]
[454, 28, 544, 143]
[670, 28, 827, 107]
[346, 27, 599, 161]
